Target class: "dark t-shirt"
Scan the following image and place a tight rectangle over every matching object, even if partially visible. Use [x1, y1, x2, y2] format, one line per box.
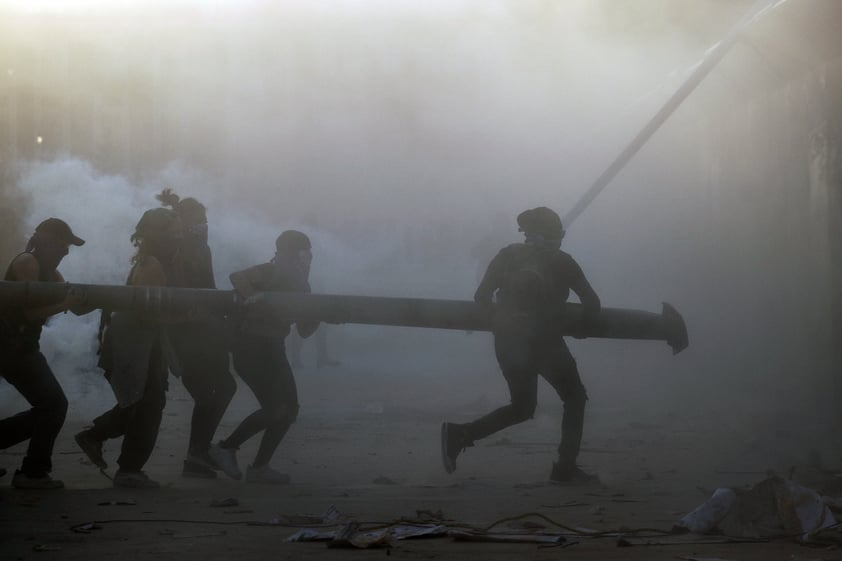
[238, 262, 311, 339]
[179, 243, 216, 289]
[475, 243, 598, 319]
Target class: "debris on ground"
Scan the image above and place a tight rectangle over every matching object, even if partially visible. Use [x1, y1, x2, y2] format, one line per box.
[71, 522, 103, 534]
[267, 504, 349, 527]
[287, 522, 449, 548]
[448, 529, 566, 545]
[676, 475, 837, 542]
[209, 497, 238, 508]
[372, 475, 397, 485]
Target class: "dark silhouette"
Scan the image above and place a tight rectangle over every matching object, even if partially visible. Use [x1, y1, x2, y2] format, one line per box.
[75, 208, 184, 488]
[441, 207, 601, 483]
[155, 189, 237, 480]
[210, 230, 319, 484]
[0, 218, 88, 489]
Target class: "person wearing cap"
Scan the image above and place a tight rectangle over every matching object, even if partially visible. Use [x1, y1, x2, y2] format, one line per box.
[208, 230, 319, 484]
[150, 189, 237, 480]
[441, 206, 602, 483]
[0, 218, 88, 489]
[74, 208, 184, 489]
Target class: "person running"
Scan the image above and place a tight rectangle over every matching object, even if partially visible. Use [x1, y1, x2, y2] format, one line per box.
[156, 188, 237, 479]
[209, 230, 318, 484]
[441, 207, 601, 483]
[75, 208, 184, 488]
[0, 218, 88, 489]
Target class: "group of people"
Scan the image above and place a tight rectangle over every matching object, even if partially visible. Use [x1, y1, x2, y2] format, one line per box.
[0, 196, 602, 489]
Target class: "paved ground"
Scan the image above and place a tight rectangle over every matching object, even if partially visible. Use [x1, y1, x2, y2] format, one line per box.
[1, 350, 838, 561]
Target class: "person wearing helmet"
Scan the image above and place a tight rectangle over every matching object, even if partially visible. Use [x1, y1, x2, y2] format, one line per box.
[441, 207, 601, 483]
[74, 208, 184, 489]
[0, 218, 89, 489]
[208, 230, 319, 484]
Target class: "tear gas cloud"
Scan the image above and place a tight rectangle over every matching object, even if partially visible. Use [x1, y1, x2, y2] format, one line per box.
[0, 1, 834, 462]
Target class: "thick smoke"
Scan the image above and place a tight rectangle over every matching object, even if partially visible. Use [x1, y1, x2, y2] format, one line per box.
[0, 1, 836, 467]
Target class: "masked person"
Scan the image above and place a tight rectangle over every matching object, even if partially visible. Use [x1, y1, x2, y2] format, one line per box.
[0, 218, 88, 489]
[209, 230, 318, 484]
[153, 189, 236, 479]
[441, 207, 601, 483]
[75, 208, 184, 488]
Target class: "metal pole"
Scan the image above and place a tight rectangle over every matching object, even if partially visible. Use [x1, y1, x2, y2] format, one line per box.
[563, 0, 787, 227]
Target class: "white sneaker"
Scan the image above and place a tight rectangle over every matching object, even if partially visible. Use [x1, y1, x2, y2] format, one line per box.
[245, 465, 290, 485]
[208, 443, 242, 480]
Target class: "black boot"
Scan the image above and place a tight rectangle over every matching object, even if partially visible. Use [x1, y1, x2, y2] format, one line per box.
[441, 422, 472, 474]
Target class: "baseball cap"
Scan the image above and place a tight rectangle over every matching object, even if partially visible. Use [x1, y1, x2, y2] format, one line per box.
[35, 218, 85, 246]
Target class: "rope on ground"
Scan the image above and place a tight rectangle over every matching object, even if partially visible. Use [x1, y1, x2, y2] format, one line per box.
[483, 512, 674, 537]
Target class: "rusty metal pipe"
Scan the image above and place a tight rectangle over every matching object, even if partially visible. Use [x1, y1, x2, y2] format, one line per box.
[0, 280, 688, 353]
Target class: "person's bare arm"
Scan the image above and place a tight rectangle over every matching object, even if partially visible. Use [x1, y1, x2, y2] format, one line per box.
[10, 254, 83, 320]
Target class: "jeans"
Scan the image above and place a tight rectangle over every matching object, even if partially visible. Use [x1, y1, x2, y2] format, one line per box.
[0, 351, 68, 476]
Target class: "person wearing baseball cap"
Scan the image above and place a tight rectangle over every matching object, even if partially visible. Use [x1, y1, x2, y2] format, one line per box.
[34, 218, 86, 248]
[0, 217, 89, 489]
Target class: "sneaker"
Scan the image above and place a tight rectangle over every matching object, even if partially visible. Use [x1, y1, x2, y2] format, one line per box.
[208, 443, 242, 480]
[441, 422, 472, 474]
[12, 470, 64, 489]
[187, 449, 221, 470]
[549, 462, 599, 484]
[182, 459, 217, 479]
[75, 430, 107, 470]
[245, 464, 290, 485]
[113, 470, 160, 489]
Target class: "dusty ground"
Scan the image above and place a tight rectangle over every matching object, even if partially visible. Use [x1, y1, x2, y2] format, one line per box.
[1, 334, 839, 561]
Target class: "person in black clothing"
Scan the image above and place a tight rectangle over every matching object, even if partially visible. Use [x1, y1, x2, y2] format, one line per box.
[154, 189, 237, 479]
[209, 230, 318, 484]
[0, 218, 88, 489]
[74, 208, 183, 488]
[441, 207, 601, 483]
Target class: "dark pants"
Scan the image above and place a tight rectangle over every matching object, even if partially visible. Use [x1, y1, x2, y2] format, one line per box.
[222, 337, 298, 468]
[88, 344, 167, 472]
[464, 325, 587, 468]
[0, 352, 68, 476]
[170, 323, 236, 456]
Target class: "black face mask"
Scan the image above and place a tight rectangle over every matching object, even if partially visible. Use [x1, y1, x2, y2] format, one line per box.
[273, 249, 312, 283]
